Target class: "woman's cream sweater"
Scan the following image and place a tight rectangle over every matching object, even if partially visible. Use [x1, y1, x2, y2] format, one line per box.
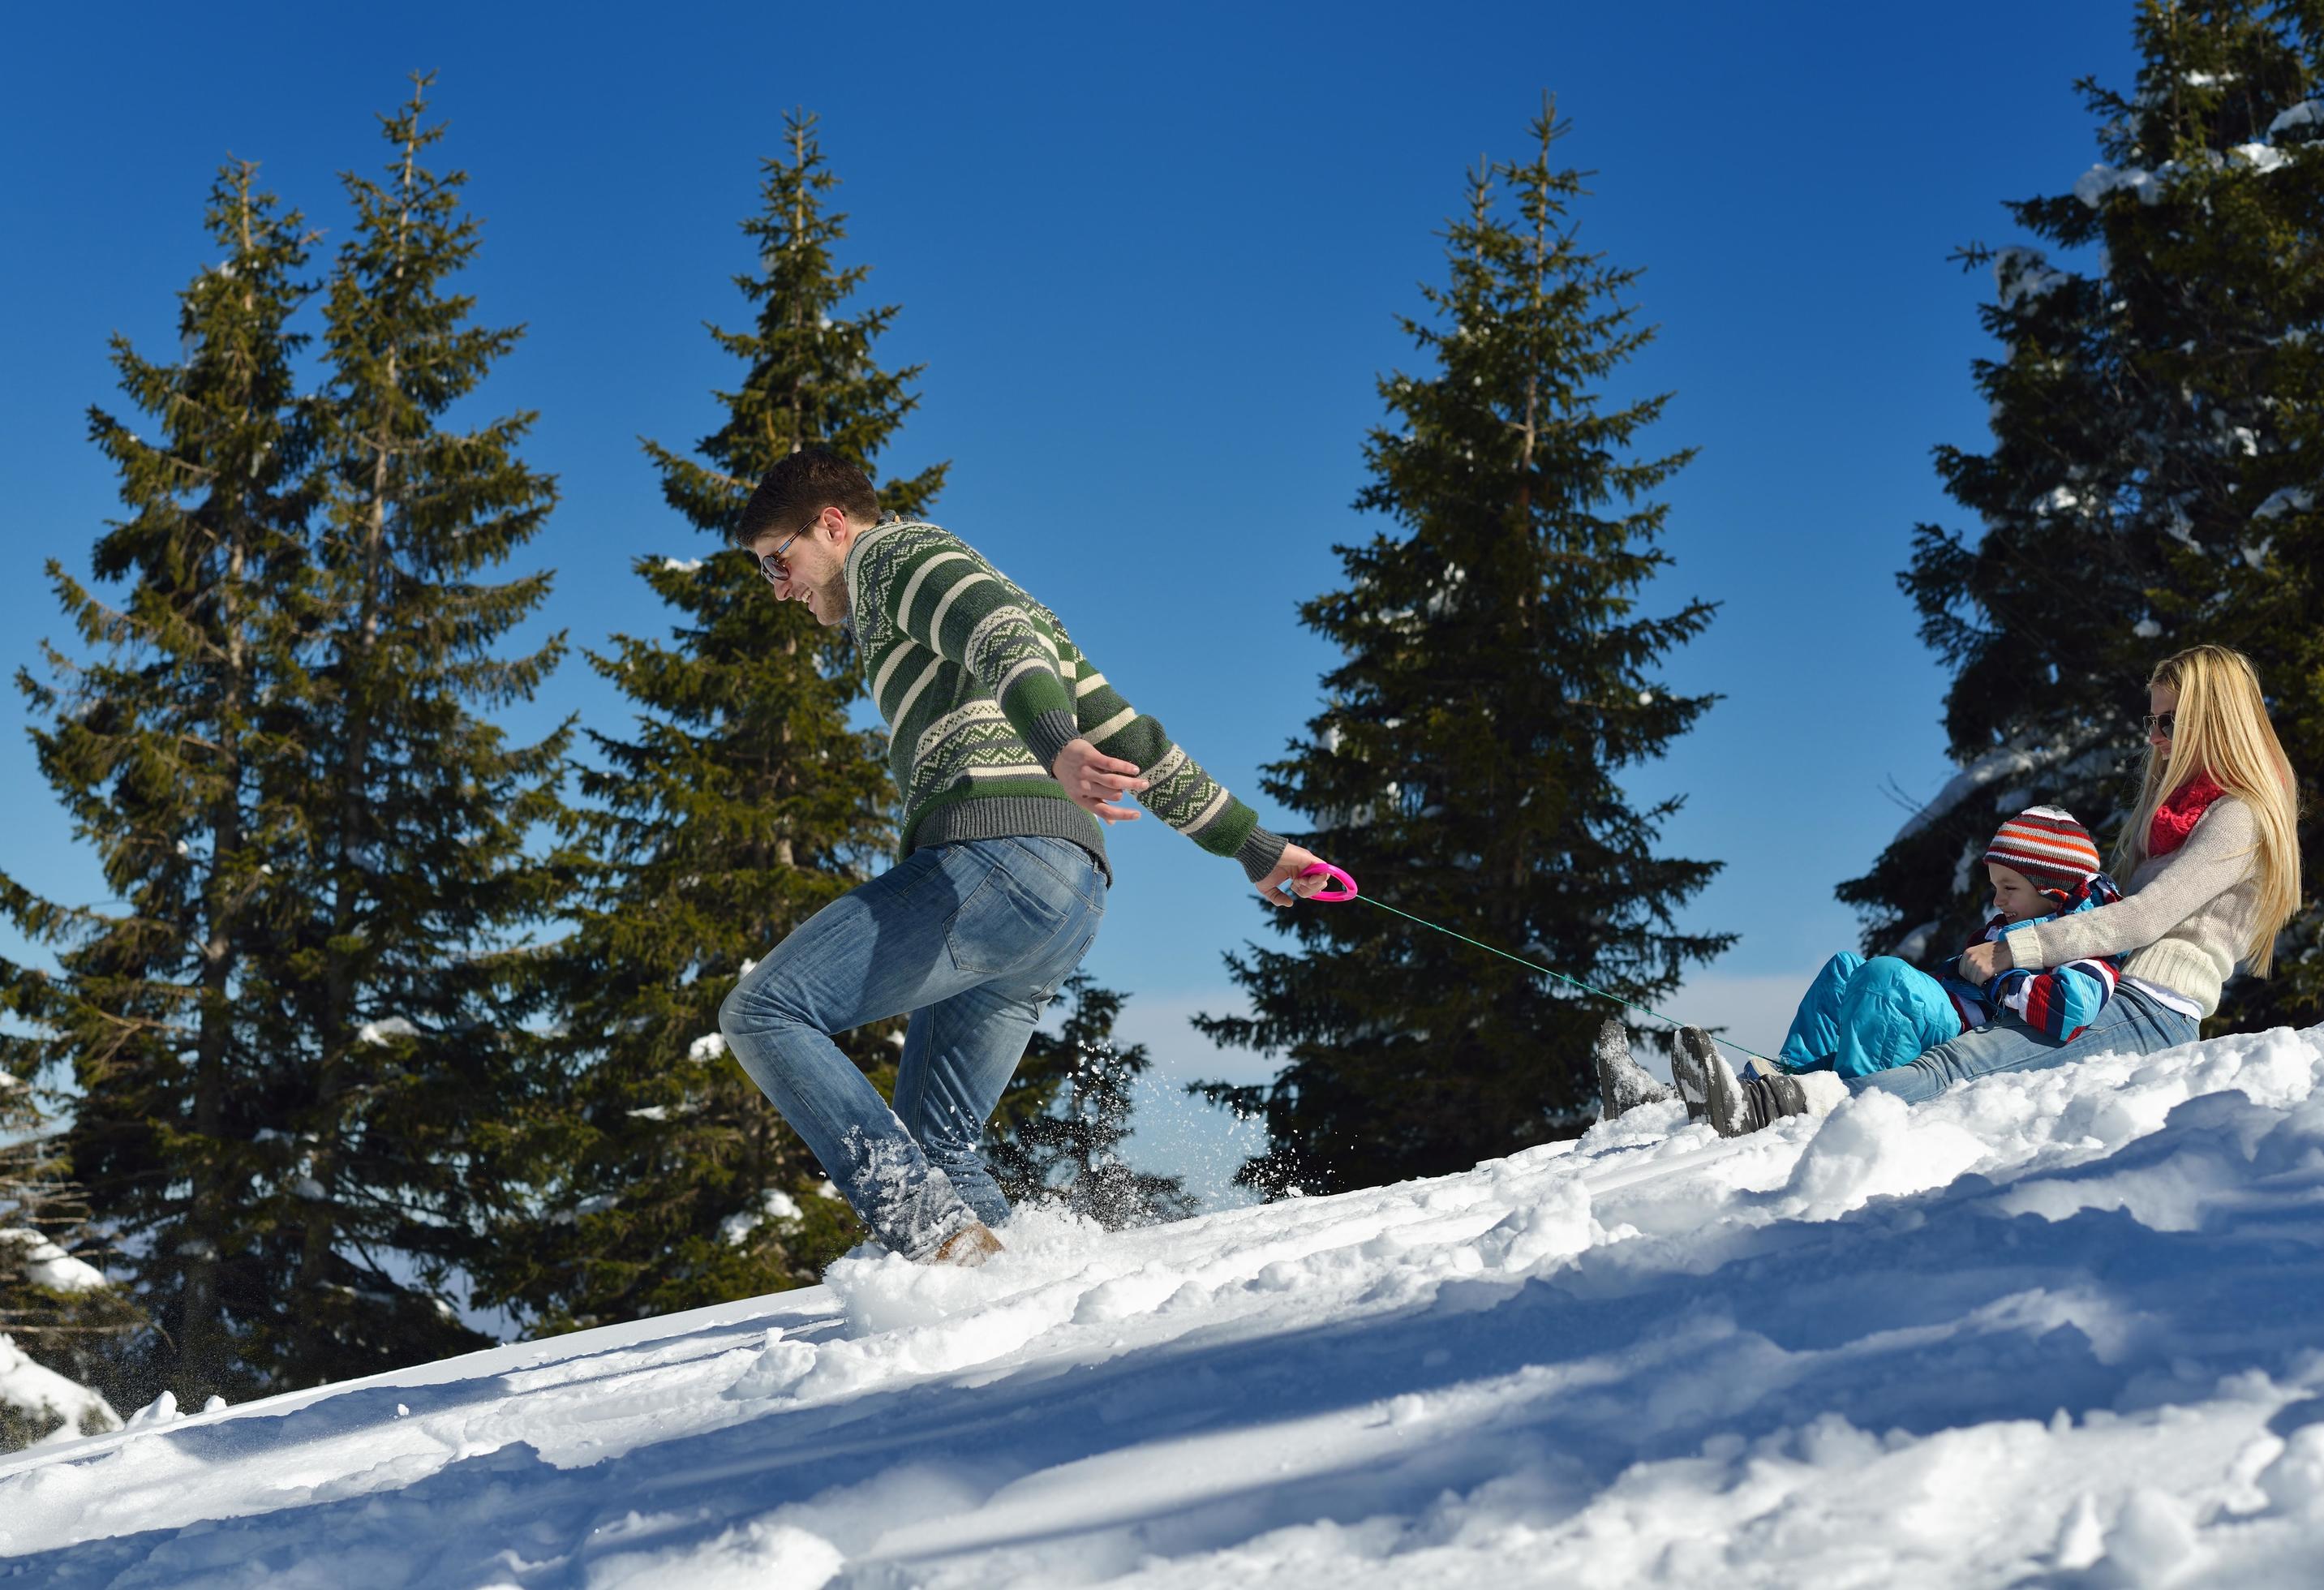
[2003, 796, 2262, 1018]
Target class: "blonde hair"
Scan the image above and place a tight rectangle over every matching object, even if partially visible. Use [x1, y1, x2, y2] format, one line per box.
[2114, 645, 2303, 974]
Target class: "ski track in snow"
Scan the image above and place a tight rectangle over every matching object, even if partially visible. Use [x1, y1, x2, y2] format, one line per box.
[9, 1027, 2324, 1586]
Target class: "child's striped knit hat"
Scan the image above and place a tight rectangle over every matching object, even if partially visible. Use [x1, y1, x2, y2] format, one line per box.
[1986, 806, 2102, 896]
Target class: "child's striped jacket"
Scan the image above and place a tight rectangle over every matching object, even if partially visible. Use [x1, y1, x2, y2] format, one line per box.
[1940, 875, 2125, 1041]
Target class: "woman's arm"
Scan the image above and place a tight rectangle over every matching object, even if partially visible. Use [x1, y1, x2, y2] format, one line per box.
[2001, 798, 2257, 970]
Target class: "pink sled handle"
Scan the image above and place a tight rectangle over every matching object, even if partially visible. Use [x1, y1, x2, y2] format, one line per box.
[1296, 862, 1360, 902]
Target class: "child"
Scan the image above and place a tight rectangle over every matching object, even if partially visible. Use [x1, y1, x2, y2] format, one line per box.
[1776, 806, 2124, 1081]
[1595, 807, 2122, 1125]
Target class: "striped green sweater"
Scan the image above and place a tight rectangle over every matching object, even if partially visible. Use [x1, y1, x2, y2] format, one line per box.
[844, 520, 1286, 883]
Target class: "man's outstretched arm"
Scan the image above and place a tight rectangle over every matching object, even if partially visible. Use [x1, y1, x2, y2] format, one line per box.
[1051, 632, 1346, 903]
[1052, 737, 1331, 906]
[863, 526, 1333, 899]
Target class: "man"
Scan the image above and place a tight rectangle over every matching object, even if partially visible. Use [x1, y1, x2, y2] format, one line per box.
[718, 449, 1334, 1266]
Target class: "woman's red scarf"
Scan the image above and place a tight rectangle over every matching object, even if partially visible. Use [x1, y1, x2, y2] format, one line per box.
[2148, 772, 2226, 859]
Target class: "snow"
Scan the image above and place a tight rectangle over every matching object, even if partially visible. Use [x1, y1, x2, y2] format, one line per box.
[2164, 500, 2201, 549]
[659, 557, 705, 574]
[1888, 917, 1944, 963]
[2253, 487, 2312, 521]
[2071, 143, 2286, 210]
[0, 1230, 108, 1293]
[1888, 745, 2052, 844]
[2074, 163, 2161, 208]
[2269, 101, 2322, 138]
[720, 1189, 804, 1247]
[687, 1032, 728, 1063]
[8, 1026, 2324, 1584]
[0, 1336, 118, 1448]
[1994, 247, 2069, 310]
[355, 1016, 419, 1046]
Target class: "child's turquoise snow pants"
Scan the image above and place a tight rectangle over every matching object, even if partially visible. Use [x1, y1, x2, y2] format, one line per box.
[1779, 952, 1965, 1080]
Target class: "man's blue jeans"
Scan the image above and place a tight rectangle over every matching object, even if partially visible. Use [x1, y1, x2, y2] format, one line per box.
[719, 836, 1105, 1260]
[1849, 982, 2198, 1106]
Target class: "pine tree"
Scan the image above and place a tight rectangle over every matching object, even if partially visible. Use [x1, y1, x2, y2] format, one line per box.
[1842, 2, 2324, 1030]
[1194, 101, 1729, 1196]
[988, 975, 1195, 1229]
[238, 72, 577, 1386]
[478, 110, 946, 1331]
[0, 161, 320, 1407]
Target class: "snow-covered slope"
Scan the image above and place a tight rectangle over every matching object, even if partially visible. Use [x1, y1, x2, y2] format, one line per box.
[9, 1026, 2324, 1588]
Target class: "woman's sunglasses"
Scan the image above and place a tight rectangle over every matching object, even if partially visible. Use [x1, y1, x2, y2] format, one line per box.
[2142, 711, 2176, 740]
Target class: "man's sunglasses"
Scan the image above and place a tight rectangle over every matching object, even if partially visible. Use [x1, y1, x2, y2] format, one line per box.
[755, 517, 818, 586]
[2142, 711, 2176, 739]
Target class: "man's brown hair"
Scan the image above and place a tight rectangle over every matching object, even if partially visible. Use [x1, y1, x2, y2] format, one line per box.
[733, 448, 880, 548]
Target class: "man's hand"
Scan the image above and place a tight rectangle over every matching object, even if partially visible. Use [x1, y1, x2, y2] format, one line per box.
[1960, 939, 2013, 982]
[1053, 738, 1148, 823]
[1256, 843, 1337, 909]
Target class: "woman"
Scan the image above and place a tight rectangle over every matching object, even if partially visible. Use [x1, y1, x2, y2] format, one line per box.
[1686, 644, 2304, 1134]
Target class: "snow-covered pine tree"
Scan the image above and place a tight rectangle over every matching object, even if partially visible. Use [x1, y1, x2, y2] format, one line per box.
[479, 110, 946, 1332]
[0, 989, 137, 1449]
[1841, 2, 2323, 1029]
[988, 976, 1195, 1230]
[0, 162, 321, 1409]
[0, 1118, 137, 1450]
[273, 73, 573, 1386]
[1194, 101, 1729, 1195]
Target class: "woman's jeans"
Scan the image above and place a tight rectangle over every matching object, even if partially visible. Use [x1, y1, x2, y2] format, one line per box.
[720, 836, 1105, 1260]
[1849, 982, 2199, 1106]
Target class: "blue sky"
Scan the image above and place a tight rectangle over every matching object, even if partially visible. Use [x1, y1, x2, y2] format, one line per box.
[1, 4, 2144, 1191]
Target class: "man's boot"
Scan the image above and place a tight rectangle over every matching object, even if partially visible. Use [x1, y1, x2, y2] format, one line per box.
[931, 1222, 1005, 1267]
